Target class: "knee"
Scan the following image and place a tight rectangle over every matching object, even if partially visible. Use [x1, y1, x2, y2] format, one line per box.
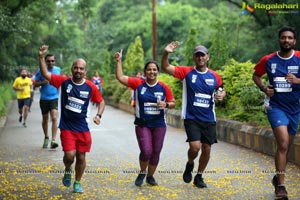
[189, 145, 201, 154]
[50, 114, 57, 122]
[149, 156, 159, 166]
[42, 116, 48, 123]
[277, 142, 289, 152]
[140, 149, 152, 161]
[64, 153, 75, 163]
[76, 152, 86, 160]
[202, 144, 211, 153]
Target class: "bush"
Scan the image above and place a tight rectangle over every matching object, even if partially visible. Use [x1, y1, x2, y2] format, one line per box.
[216, 59, 269, 126]
[0, 81, 15, 116]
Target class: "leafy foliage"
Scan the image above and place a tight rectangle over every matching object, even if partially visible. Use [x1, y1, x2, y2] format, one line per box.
[0, 81, 15, 115]
[216, 59, 268, 125]
[209, 19, 231, 70]
[123, 36, 145, 76]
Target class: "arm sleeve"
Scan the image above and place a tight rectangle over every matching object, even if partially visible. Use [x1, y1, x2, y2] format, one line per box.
[50, 74, 68, 88]
[253, 53, 276, 76]
[127, 77, 144, 90]
[174, 66, 193, 80]
[160, 82, 174, 101]
[88, 81, 103, 104]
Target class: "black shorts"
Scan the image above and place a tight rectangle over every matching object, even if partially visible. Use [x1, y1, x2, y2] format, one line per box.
[40, 99, 58, 115]
[18, 98, 31, 109]
[184, 119, 217, 145]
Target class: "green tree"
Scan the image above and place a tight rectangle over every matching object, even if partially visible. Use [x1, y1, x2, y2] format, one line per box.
[209, 19, 231, 70]
[123, 36, 145, 76]
[217, 59, 268, 125]
[183, 28, 198, 66]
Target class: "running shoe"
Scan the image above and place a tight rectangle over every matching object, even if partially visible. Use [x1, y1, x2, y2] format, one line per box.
[193, 174, 207, 188]
[43, 137, 49, 148]
[275, 185, 288, 199]
[22, 122, 27, 128]
[135, 173, 146, 186]
[146, 176, 158, 186]
[62, 171, 72, 187]
[73, 181, 83, 193]
[50, 140, 58, 149]
[183, 161, 194, 183]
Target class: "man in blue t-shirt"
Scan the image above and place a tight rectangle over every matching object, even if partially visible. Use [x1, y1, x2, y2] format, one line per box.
[162, 41, 226, 188]
[34, 53, 61, 149]
[253, 26, 300, 199]
[38, 45, 105, 194]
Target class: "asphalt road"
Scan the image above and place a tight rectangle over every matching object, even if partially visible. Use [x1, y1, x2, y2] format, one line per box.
[0, 90, 299, 200]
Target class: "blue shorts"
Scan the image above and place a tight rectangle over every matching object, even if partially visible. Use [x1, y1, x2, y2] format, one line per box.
[266, 107, 300, 135]
[17, 98, 31, 109]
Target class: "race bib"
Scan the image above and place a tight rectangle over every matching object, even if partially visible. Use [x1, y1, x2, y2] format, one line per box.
[273, 77, 292, 92]
[144, 102, 160, 115]
[193, 93, 211, 108]
[65, 96, 84, 113]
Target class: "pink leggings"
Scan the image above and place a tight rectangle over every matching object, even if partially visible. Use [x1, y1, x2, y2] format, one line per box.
[135, 126, 166, 165]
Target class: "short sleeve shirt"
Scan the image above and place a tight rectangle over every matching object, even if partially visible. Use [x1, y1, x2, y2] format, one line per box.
[254, 50, 300, 114]
[128, 77, 174, 128]
[13, 77, 32, 99]
[35, 66, 61, 100]
[174, 66, 223, 122]
[50, 74, 103, 132]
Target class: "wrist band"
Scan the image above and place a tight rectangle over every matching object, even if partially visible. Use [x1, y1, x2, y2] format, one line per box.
[166, 103, 169, 108]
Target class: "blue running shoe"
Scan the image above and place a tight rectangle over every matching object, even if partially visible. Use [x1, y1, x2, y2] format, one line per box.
[73, 181, 83, 193]
[62, 171, 72, 187]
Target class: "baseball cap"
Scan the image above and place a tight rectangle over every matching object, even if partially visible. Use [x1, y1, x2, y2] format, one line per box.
[193, 45, 208, 55]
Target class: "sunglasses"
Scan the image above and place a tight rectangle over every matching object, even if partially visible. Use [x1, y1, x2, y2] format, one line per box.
[46, 60, 55, 63]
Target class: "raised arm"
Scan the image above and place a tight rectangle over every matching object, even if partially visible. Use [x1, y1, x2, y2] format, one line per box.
[38, 45, 51, 81]
[161, 41, 180, 76]
[114, 49, 129, 86]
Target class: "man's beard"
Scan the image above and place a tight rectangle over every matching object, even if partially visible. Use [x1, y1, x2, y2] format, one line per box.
[280, 45, 293, 53]
[21, 75, 26, 79]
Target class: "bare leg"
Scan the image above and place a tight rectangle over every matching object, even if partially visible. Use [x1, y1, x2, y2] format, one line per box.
[273, 126, 292, 185]
[147, 164, 157, 177]
[197, 143, 211, 173]
[50, 109, 58, 140]
[75, 152, 86, 181]
[23, 105, 29, 123]
[42, 113, 49, 138]
[188, 141, 201, 163]
[63, 150, 76, 171]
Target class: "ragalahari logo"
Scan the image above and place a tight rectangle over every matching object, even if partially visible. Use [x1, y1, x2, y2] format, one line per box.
[240, 2, 255, 15]
[241, 1, 299, 15]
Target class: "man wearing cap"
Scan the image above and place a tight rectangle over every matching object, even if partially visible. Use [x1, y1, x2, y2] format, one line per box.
[161, 41, 226, 188]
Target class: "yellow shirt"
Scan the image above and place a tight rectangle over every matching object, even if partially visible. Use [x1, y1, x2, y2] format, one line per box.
[12, 77, 32, 99]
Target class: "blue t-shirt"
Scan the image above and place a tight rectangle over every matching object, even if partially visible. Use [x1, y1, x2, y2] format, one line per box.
[174, 66, 223, 123]
[50, 74, 103, 132]
[254, 50, 300, 114]
[35, 66, 61, 100]
[128, 77, 174, 128]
